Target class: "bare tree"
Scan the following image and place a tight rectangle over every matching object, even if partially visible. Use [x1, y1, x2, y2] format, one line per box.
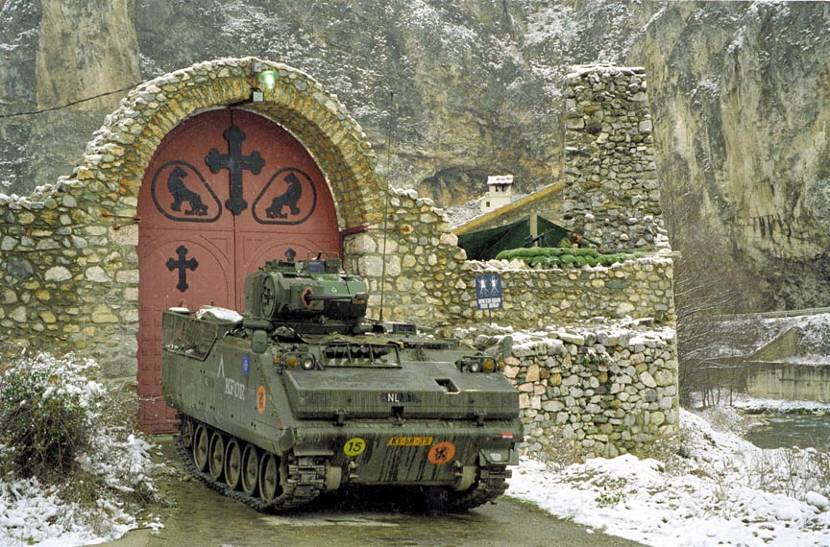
[660, 156, 763, 407]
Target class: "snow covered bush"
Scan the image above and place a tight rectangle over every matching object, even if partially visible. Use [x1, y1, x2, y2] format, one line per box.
[0, 353, 160, 546]
[0, 353, 104, 479]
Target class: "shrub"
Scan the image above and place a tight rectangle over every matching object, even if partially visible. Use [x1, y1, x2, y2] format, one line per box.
[0, 353, 104, 480]
[595, 488, 624, 507]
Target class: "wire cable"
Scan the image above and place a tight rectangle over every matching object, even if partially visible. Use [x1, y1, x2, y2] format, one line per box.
[0, 83, 139, 119]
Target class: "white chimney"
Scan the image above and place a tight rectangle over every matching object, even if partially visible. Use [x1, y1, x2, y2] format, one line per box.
[481, 175, 514, 212]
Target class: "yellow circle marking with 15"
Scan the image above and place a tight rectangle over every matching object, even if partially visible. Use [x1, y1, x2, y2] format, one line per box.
[343, 437, 367, 457]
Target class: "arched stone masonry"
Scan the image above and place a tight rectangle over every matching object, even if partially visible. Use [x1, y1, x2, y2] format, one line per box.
[0, 57, 395, 377]
[85, 57, 384, 230]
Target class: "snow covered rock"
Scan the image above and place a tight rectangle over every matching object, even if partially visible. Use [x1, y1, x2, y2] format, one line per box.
[806, 491, 829, 511]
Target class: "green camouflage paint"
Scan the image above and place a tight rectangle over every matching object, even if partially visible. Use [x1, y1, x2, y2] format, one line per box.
[162, 259, 521, 512]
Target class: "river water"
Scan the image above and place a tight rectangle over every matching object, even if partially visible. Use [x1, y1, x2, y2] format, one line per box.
[744, 413, 830, 451]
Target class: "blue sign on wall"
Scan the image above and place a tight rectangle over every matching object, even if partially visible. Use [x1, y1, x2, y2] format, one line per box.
[475, 273, 503, 310]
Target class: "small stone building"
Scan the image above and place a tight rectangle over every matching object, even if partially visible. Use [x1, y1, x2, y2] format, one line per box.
[480, 175, 515, 213]
[0, 58, 678, 456]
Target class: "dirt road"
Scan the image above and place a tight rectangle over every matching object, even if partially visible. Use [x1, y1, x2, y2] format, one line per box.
[103, 440, 640, 547]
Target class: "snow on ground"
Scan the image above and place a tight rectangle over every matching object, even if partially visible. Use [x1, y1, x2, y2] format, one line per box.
[0, 433, 159, 547]
[508, 409, 830, 546]
[787, 354, 830, 366]
[0, 477, 133, 547]
[0, 354, 162, 547]
[711, 312, 830, 361]
[731, 394, 830, 414]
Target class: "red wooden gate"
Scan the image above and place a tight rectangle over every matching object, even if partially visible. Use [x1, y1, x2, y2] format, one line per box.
[137, 109, 340, 433]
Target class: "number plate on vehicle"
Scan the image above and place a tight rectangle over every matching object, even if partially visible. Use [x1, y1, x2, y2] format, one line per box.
[387, 436, 433, 447]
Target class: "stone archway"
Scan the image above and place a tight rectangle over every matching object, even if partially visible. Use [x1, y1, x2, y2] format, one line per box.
[1, 58, 387, 424]
[100, 57, 383, 228]
[93, 58, 384, 432]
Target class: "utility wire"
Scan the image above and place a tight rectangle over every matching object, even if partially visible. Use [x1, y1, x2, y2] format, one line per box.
[378, 90, 396, 323]
[0, 83, 139, 119]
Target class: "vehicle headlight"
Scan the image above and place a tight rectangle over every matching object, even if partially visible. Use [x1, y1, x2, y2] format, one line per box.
[301, 357, 316, 370]
[456, 356, 497, 373]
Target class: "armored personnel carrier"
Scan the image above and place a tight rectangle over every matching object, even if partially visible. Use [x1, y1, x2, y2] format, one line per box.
[161, 258, 521, 512]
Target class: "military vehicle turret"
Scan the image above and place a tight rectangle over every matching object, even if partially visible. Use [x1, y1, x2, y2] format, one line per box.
[161, 258, 521, 512]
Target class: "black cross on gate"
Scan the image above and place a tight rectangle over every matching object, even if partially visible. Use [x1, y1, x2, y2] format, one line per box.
[205, 125, 265, 215]
[166, 245, 198, 292]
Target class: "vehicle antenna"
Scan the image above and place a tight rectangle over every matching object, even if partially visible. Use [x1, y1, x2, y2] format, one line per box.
[379, 91, 396, 323]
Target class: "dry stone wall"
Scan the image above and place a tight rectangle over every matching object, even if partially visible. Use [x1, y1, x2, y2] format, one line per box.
[0, 184, 139, 376]
[455, 256, 674, 327]
[562, 65, 668, 253]
[346, 187, 675, 330]
[342, 188, 467, 325]
[459, 323, 680, 460]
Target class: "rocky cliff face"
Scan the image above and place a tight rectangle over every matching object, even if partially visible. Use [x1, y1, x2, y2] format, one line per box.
[0, 0, 827, 310]
[631, 2, 830, 310]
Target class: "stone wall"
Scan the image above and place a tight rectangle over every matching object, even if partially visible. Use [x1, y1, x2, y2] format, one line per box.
[0, 179, 674, 374]
[343, 188, 467, 325]
[562, 65, 668, 253]
[456, 255, 675, 327]
[459, 323, 680, 460]
[0, 57, 389, 376]
[0, 59, 680, 457]
[0, 185, 139, 376]
[348, 187, 676, 330]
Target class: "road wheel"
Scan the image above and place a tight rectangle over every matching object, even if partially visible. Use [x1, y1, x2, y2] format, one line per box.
[241, 444, 259, 496]
[225, 439, 242, 490]
[259, 453, 280, 502]
[208, 431, 225, 481]
[193, 424, 209, 472]
[181, 417, 194, 449]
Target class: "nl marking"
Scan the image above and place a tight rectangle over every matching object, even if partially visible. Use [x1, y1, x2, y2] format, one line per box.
[379, 392, 420, 403]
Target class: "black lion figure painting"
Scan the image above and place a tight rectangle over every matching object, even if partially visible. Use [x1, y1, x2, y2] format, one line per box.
[167, 167, 208, 216]
[265, 172, 303, 219]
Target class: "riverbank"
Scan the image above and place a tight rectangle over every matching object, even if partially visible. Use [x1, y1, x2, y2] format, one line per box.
[732, 394, 830, 415]
[507, 408, 830, 546]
